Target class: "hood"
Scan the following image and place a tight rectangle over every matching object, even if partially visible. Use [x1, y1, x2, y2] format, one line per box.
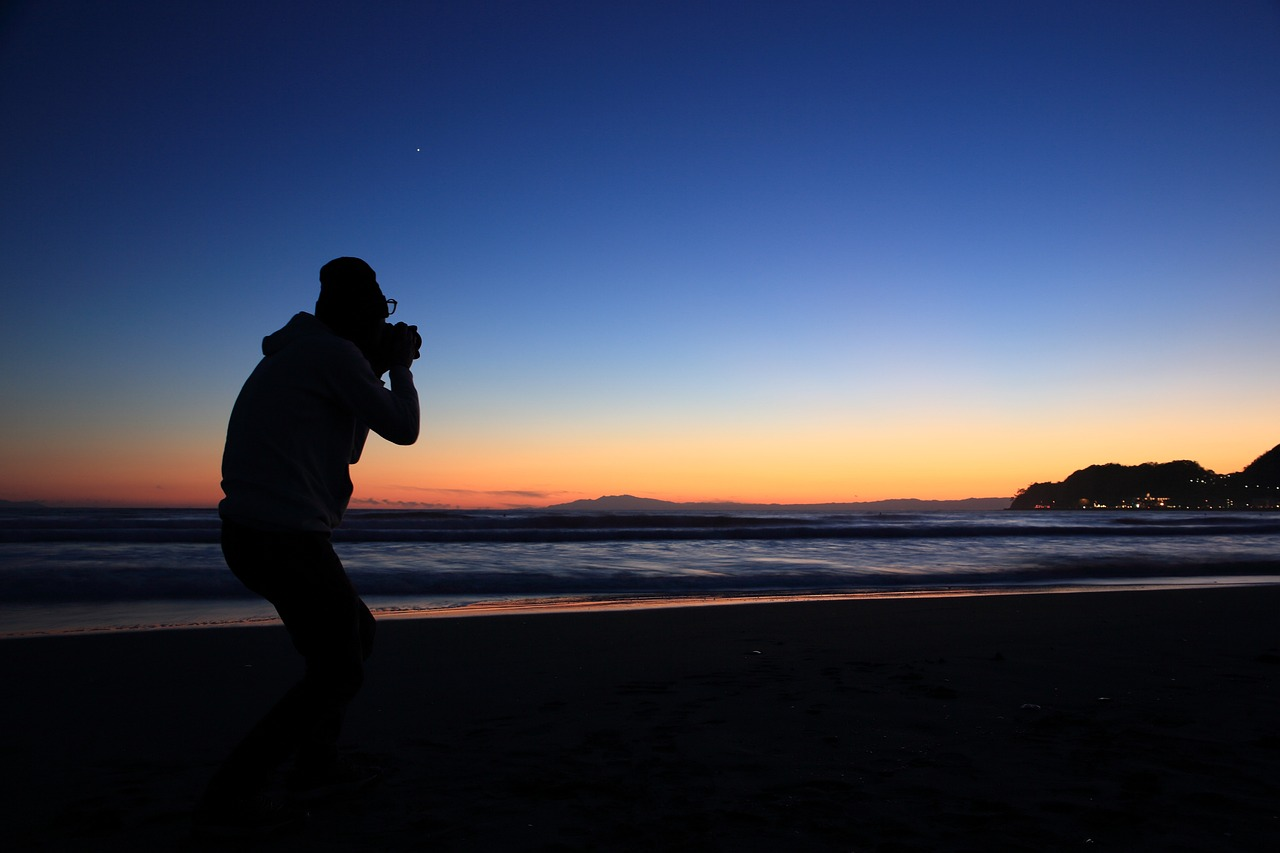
[261, 312, 330, 357]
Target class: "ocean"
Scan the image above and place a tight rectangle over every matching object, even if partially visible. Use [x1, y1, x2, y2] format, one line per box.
[2, 506, 1279, 637]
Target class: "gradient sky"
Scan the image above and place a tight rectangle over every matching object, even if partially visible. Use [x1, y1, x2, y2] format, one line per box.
[2, 0, 1278, 509]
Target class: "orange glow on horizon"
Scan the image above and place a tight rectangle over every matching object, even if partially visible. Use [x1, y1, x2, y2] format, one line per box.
[3, 414, 1275, 510]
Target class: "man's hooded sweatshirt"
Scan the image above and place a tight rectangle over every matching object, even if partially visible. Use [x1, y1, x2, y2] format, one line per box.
[219, 312, 419, 533]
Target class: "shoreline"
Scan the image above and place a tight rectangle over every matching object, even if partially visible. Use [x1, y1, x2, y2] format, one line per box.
[4, 585, 1278, 850]
[4, 575, 1280, 640]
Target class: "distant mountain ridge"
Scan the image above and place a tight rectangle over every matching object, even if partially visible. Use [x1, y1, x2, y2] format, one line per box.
[552, 443, 1280, 513]
[546, 495, 1013, 513]
[1009, 443, 1280, 510]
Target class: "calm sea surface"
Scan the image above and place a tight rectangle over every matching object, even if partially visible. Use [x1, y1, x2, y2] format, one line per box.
[2, 507, 1279, 636]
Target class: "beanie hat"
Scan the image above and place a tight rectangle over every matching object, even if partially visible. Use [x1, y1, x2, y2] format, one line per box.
[315, 257, 389, 334]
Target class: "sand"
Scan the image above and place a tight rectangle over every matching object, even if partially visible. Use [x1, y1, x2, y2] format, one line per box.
[3, 586, 1278, 851]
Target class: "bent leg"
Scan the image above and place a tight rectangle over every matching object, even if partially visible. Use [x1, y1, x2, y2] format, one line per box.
[204, 522, 375, 802]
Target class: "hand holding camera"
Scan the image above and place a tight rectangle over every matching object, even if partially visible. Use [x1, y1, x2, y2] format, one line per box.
[386, 321, 421, 367]
[367, 321, 421, 374]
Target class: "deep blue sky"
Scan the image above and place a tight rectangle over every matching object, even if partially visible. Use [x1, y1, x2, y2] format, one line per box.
[2, 1, 1278, 507]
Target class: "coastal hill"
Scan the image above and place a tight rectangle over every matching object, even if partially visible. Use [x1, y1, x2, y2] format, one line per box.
[1009, 443, 1280, 510]
[551, 443, 1280, 514]
[547, 495, 1012, 513]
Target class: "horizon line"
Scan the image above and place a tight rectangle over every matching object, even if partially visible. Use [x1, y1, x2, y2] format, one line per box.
[2, 494, 1016, 512]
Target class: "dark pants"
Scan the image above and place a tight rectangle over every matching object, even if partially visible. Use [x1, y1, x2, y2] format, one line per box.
[205, 519, 375, 802]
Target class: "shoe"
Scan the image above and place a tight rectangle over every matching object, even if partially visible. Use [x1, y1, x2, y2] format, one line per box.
[192, 794, 306, 839]
[286, 758, 383, 802]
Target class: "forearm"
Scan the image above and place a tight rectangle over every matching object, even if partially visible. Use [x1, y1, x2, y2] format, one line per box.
[372, 366, 419, 445]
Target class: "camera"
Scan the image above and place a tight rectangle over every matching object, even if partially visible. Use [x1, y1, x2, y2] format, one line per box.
[387, 321, 422, 361]
[364, 321, 421, 372]
[405, 323, 422, 360]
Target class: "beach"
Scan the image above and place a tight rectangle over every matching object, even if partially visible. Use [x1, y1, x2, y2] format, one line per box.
[4, 586, 1278, 851]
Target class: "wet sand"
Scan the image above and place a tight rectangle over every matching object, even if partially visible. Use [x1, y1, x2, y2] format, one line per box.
[3, 586, 1279, 851]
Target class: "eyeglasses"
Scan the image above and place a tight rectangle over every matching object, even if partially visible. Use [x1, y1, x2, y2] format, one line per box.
[385, 298, 397, 317]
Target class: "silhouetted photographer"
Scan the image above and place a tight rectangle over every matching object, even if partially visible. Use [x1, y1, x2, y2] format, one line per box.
[196, 257, 420, 837]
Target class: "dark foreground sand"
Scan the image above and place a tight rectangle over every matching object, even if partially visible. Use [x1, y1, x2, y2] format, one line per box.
[3, 587, 1279, 852]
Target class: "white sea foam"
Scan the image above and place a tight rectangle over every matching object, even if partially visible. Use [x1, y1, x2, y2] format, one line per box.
[2, 508, 1278, 636]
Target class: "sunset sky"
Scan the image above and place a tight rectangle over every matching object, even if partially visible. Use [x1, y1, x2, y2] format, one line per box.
[2, 0, 1278, 509]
